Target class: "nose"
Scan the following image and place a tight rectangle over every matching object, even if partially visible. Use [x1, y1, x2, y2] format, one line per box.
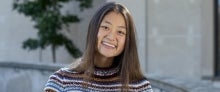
[106, 31, 116, 41]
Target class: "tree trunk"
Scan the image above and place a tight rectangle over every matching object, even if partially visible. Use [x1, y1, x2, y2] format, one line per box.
[52, 45, 56, 63]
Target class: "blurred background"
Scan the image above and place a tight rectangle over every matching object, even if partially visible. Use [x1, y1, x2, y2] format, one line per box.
[1, 0, 220, 92]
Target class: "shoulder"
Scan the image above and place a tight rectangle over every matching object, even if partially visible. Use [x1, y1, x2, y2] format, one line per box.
[44, 67, 82, 92]
[47, 67, 80, 81]
[129, 77, 153, 92]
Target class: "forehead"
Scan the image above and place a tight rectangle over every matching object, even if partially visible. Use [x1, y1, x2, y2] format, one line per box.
[101, 11, 126, 26]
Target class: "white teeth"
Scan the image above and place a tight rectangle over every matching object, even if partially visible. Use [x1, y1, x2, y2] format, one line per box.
[102, 42, 116, 48]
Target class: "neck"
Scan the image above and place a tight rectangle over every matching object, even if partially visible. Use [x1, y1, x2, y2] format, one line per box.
[94, 53, 114, 68]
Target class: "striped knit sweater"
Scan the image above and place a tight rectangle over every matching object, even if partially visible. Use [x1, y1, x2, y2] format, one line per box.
[44, 66, 153, 92]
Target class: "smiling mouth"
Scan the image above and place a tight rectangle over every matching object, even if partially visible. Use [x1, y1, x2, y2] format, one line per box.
[102, 41, 117, 48]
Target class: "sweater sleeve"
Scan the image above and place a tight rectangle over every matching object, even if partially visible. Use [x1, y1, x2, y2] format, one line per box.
[44, 69, 65, 92]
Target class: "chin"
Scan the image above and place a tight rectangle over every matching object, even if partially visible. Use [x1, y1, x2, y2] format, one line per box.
[102, 53, 121, 58]
[102, 54, 115, 58]
[100, 52, 115, 57]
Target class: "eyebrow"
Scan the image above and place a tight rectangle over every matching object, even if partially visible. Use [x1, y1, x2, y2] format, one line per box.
[103, 20, 126, 29]
[118, 26, 126, 29]
[103, 20, 112, 25]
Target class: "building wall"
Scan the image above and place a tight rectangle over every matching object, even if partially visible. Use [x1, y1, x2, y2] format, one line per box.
[200, 0, 215, 78]
[107, 0, 215, 79]
[0, 0, 38, 63]
[146, 0, 214, 79]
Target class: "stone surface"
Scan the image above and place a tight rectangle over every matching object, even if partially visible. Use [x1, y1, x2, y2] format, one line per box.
[6, 73, 32, 92]
[148, 75, 220, 92]
[0, 61, 64, 92]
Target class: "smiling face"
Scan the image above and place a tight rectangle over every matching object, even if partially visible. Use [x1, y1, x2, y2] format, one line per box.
[97, 11, 126, 58]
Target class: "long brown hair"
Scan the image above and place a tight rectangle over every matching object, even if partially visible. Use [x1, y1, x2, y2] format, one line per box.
[71, 2, 144, 90]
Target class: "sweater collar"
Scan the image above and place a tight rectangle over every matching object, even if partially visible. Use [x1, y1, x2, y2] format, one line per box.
[93, 65, 120, 77]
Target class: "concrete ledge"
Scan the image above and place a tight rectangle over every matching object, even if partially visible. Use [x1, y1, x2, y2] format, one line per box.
[148, 77, 187, 92]
[0, 61, 66, 92]
[148, 75, 220, 92]
[0, 61, 65, 71]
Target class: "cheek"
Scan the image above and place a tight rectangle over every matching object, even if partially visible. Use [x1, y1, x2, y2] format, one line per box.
[97, 29, 105, 40]
[97, 31, 104, 47]
[97, 36, 101, 48]
[118, 37, 126, 50]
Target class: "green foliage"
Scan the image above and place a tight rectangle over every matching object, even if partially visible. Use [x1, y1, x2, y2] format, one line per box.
[13, 0, 92, 63]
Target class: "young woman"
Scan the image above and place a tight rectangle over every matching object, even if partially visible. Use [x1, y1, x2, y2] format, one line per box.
[44, 2, 153, 92]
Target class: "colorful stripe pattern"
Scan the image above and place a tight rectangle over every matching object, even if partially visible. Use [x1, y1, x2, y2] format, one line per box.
[44, 67, 153, 92]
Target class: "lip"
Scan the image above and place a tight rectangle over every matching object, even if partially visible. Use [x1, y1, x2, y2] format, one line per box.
[101, 41, 117, 49]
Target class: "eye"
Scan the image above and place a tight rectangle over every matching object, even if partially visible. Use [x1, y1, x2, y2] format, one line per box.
[100, 26, 110, 31]
[117, 30, 126, 36]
